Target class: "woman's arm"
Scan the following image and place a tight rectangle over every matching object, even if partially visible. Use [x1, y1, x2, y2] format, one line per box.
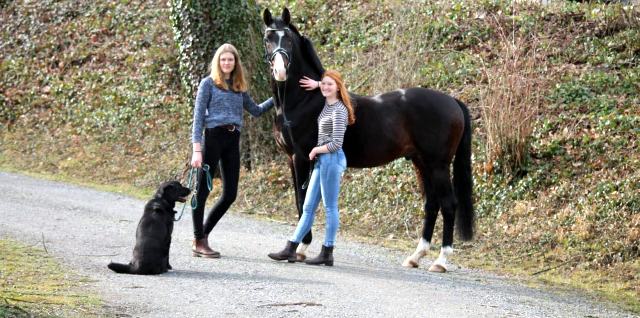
[191, 78, 212, 168]
[242, 93, 274, 117]
[308, 145, 330, 160]
[192, 78, 212, 144]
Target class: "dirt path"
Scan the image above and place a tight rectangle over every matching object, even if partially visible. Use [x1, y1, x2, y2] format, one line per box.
[0, 172, 635, 317]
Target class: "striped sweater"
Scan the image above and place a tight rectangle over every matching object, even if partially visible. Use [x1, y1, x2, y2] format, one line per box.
[317, 100, 348, 153]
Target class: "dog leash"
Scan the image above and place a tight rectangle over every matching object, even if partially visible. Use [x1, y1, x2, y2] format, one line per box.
[176, 163, 212, 221]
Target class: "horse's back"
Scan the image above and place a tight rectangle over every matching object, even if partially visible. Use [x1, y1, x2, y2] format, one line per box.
[343, 88, 464, 167]
[353, 87, 463, 126]
[402, 87, 463, 121]
[401, 87, 465, 142]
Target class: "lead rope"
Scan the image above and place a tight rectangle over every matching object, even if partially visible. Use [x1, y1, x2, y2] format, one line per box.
[275, 79, 316, 190]
[176, 163, 212, 221]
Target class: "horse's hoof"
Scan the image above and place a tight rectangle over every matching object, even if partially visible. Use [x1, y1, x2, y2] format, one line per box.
[296, 253, 306, 262]
[402, 259, 419, 268]
[428, 264, 447, 273]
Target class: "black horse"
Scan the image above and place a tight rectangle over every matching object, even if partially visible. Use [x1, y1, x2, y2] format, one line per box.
[262, 8, 474, 272]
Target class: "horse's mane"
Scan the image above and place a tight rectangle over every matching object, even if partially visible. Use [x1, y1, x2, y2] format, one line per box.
[299, 35, 325, 76]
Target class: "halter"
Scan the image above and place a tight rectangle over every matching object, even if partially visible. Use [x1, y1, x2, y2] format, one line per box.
[263, 27, 293, 81]
[263, 26, 315, 189]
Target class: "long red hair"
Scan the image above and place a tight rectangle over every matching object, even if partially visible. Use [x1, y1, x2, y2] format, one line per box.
[322, 70, 355, 125]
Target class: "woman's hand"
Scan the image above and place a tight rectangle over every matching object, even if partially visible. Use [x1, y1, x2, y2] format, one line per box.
[299, 76, 320, 91]
[191, 152, 203, 168]
[309, 146, 329, 160]
[308, 147, 318, 161]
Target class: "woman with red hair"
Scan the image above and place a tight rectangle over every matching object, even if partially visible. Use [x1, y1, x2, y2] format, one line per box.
[268, 70, 355, 266]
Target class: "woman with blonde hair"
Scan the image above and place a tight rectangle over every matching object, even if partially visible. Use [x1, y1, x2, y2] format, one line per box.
[269, 70, 355, 266]
[190, 43, 274, 258]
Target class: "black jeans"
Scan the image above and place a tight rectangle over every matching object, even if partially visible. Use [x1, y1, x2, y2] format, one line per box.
[192, 127, 240, 240]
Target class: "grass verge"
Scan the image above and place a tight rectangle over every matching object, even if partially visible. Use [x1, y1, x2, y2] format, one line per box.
[0, 239, 105, 318]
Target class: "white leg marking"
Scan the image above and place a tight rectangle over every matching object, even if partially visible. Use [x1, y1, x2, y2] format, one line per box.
[296, 243, 309, 261]
[430, 246, 453, 273]
[402, 238, 430, 267]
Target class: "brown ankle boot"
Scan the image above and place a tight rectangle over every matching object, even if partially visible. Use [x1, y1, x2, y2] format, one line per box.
[191, 235, 220, 258]
[268, 241, 299, 263]
[304, 245, 334, 266]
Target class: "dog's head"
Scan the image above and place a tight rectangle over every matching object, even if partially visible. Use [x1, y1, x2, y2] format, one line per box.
[155, 180, 191, 204]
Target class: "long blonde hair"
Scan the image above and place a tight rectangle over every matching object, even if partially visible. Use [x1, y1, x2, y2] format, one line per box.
[322, 70, 355, 125]
[210, 43, 247, 92]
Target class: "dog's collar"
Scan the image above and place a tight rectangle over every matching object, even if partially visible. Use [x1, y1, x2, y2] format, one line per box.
[155, 197, 172, 208]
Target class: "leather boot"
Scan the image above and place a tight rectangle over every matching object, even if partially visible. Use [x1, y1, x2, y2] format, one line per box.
[191, 234, 220, 258]
[268, 241, 299, 263]
[304, 245, 334, 266]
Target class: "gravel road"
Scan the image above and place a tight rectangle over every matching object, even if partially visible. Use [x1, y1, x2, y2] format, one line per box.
[0, 171, 636, 318]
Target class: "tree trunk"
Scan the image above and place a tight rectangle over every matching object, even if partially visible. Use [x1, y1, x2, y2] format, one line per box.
[168, 0, 271, 183]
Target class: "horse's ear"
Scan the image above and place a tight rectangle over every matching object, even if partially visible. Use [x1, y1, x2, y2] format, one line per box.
[263, 8, 272, 26]
[282, 7, 291, 25]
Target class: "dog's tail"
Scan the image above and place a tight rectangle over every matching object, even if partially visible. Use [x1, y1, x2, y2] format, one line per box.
[107, 262, 135, 274]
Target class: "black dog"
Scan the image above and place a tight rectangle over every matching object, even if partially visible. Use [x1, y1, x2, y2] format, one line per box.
[108, 181, 190, 275]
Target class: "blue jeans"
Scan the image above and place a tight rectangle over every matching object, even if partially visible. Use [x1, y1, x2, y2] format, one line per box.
[291, 149, 347, 247]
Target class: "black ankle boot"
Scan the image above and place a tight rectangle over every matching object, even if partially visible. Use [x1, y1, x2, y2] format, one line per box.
[268, 241, 299, 263]
[304, 245, 334, 266]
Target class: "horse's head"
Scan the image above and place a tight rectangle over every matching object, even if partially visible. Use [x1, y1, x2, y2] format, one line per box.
[263, 8, 298, 82]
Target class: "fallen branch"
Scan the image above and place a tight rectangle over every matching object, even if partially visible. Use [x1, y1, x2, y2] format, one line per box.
[4, 297, 59, 305]
[41, 232, 47, 253]
[5, 291, 89, 298]
[532, 258, 578, 276]
[73, 253, 118, 257]
[258, 301, 322, 308]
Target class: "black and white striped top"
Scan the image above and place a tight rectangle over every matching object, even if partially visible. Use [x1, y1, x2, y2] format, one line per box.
[317, 100, 348, 153]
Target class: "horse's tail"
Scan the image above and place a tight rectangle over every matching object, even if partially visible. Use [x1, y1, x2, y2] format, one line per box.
[453, 99, 475, 241]
[107, 262, 134, 274]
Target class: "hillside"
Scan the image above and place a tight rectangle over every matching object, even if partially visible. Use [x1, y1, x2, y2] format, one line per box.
[1, 0, 639, 313]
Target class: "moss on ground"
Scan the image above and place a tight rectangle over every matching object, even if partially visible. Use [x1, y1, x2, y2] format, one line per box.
[0, 239, 106, 317]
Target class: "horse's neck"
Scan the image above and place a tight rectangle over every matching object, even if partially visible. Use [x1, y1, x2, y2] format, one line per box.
[298, 35, 325, 76]
[272, 42, 325, 121]
[274, 81, 321, 116]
